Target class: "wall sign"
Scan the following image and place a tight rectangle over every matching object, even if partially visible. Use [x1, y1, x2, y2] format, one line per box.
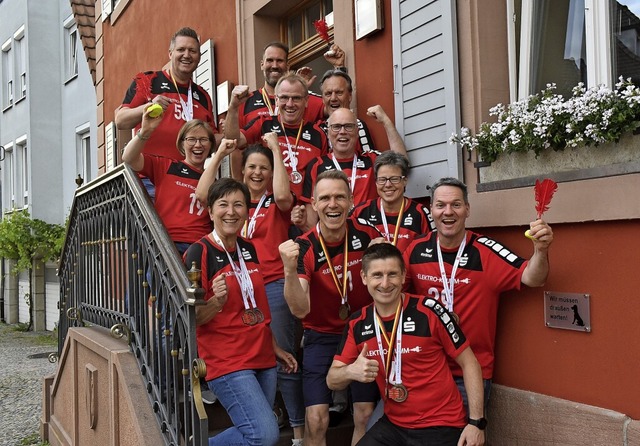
[544, 291, 591, 332]
[355, 0, 384, 40]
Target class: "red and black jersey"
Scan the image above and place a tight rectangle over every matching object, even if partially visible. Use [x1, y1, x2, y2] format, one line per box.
[296, 218, 381, 334]
[121, 70, 216, 159]
[243, 193, 293, 284]
[317, 118, 376, 154]
[403, 231, 527, 379]
[301, 151, 380, 206]
[350, 197, 435, 252]
[140, 155, 212, 243]
[184, 236, 275, 381]
[335, 293, 469, 429]
[239, 88, 325, 128]
[242, 116, 328, 197]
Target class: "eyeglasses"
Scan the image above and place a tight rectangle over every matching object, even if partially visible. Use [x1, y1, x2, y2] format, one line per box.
[328, 123, 357, 133]
[375, 176, 406, 185]
[184, 137, 211, 146]
[277, 95, 305, 103]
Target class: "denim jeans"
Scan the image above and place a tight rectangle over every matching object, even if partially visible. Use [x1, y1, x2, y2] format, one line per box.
[141, 177, 156, 202]
[208, 367, 279, 446]
[264, 279, 305, 428]
[454, 376, 492, 417]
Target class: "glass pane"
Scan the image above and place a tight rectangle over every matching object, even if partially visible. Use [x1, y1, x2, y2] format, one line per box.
[530, 0, 586, 97]
[324, 0, 333, 16]
[305, 2, 322, 40]
[611, 0, 640, 87]
[288, 13, 304, 48]
[292, 54, 333, 95]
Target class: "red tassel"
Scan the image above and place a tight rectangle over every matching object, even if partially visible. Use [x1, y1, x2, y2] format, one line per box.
[534, 179, 558, 219]
[313, 19, 331, 44]
[134, 72, 157, 102]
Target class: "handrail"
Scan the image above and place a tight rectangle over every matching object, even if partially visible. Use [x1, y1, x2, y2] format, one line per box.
[57, 164, 208, 445]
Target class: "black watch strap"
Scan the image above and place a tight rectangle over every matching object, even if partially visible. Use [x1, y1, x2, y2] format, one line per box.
[468, 417, 487, 430]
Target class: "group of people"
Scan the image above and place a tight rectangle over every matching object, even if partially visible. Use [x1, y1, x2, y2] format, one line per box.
[118, 26, 554, 446]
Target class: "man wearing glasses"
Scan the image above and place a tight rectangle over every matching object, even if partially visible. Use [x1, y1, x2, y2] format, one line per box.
[298, 108, 408, 231]
[225, 73, 328, 198]
[350, 151, 435, 252]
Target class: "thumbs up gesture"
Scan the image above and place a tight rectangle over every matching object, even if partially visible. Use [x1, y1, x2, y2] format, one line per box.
[350, 343, 380, 383]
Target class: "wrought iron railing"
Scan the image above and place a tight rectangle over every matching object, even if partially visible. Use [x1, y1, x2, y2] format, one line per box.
[57, 164, 208, 445]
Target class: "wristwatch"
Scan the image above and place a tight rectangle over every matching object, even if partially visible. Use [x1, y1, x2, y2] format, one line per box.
[468, 417, 487, 430]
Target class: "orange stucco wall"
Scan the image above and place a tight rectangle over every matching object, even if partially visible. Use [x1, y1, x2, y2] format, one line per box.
[101, 0, 238, 127]
[478, 221, 640, 420]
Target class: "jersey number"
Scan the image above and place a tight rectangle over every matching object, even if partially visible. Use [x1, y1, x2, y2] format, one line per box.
[189, 193, 205, 216]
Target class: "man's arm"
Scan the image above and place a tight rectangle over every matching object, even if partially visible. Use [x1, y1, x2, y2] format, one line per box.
[327, 343, 379, 390]
[279, 240, 311, 318]
[521, 219, 553, 287]
[224, 85, 250, 148]
[366, 105, 407, 156]
[115, 94, 177, 130]
[455, 347, 485, 446]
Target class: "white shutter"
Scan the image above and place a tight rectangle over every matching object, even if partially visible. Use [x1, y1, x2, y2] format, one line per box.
[101, 0, 113, 22]
[392, 0, 462, 197]
[104, 121, 116, 171]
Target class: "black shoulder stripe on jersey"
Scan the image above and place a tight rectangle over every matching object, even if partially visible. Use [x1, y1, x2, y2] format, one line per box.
[351, 306, 376, 346]
[473, 234, 526, 269]
[421, 297, 466, 349]
[167, 161, 202, 179]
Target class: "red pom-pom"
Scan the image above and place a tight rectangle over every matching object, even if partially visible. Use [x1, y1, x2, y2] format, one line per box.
[313, 19, 331, 43]
[534, 178, 558, 219]
[134, 72, 157, 102]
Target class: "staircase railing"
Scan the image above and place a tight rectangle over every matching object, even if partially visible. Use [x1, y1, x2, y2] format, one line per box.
[57, 164, 208, 445]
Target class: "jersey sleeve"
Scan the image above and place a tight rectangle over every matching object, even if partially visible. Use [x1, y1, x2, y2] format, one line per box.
[241, 117, 263, 144]
[296, 237, 313, 280]
[121, 72, 151, 108]
[334, 320, 359, 364]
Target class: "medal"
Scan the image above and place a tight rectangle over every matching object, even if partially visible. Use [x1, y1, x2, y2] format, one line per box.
[387, 383, 408, 403]
[290, 171, 303, 184]
[253, 308, 265, 323]
[338, 303, 350, 320]
[450, 311, 460, 325]
[436, 233, 467, 314]
[242, 309, 258, 326]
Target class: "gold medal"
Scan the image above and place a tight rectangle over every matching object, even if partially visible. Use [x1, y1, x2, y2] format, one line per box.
[338, 303, 351, 320]
[387, 383, 408, 403]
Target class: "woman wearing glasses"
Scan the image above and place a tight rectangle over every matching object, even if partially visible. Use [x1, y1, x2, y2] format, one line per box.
[123, 105, 224, 254]
[350, 151, 435, 252]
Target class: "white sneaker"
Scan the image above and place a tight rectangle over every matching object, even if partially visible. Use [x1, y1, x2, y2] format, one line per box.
[201, 389, 217, 405]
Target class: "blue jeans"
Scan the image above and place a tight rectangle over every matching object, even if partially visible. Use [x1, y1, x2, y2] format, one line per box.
[264, 279, 305, 428]
[141, 177, 156, 202]
[454, 376, 492, 416]
[208, 368, 279, 446]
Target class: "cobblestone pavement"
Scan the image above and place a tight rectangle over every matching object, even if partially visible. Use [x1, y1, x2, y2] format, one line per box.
[0, 323, 58, 446]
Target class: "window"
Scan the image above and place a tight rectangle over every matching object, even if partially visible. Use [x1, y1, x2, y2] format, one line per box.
[76, 124, 92, 185]
[511, 0, 640, 100]
[63, 16, 78, 82]
[2, 38, 12, 109]
[14, 26, 25, 101]
[4, 143, 15, 208]
[18, 140, 28, 207]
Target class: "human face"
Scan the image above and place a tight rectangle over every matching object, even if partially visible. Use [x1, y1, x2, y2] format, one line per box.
[276, 80, 308, 126]
[208, 190, 248, 243]
[242, 153, 273, 198]
[261, 46, 288, 89]
[327, 108, 357, 157]
[375, 165, 407, 208]
[312, 178, 353, 240]
[182, 128, 212, 169]
[321, 76, 352, 116]
[169, 36, 201, 82]
[430, 185, 470, 248]
[361, 257, 406, 316]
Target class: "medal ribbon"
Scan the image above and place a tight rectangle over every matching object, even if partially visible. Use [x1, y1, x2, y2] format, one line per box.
[169, 70, 194, 121]
[316, 224, 349, 305]
[379, 198, 406, 246]
[330, 154, 358, 193]
[260, 88, 276, 116]
[211, 230, 257, 311]
[373, 297, 404, 389]
[241, 192, 268, 239]
[436, 232, 467, 313]
[277, 117, 303, 176]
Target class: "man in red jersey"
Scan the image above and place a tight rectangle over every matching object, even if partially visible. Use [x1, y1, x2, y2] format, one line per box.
[403, 177, 553, 413]
[225, 73, 329, 199]
[279, 170, 384, 446]
[328, 243, 485, 446]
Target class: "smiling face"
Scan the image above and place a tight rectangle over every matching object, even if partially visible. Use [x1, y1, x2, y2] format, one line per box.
[182, 127, 212, 169]
[276, 79, 309, 126]
[375, 165, 407, 208]
[321, 75, 352, 116]
[430, 185, 470, 248]
[261, 46, 289, 89]
[312, 177, 353, 241]
[361, 256, 405, 316]
[327, 108, 358, 157]
[242, 152, 273, 198]
[209, 190, 248, 242]
[169, 36, 201, 82]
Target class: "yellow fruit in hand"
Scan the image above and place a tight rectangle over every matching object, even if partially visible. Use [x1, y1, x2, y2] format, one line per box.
[524, 230, 534, 240]
[148, 104, 163, 118]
